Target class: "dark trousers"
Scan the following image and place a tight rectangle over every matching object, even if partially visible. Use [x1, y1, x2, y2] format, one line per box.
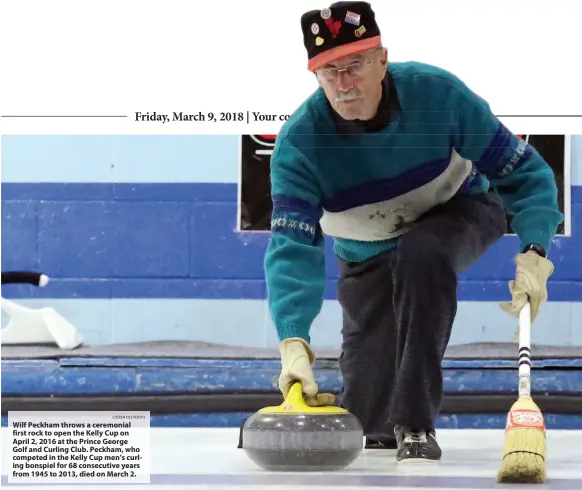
[336, 191, 507, 436]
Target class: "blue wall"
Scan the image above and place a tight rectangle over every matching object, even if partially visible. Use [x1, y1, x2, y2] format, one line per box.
[2, 135, 582, 348]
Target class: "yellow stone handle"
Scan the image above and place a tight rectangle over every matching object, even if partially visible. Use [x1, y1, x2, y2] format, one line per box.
[258, 381, 347, 414]
[283, 382, 308, 409]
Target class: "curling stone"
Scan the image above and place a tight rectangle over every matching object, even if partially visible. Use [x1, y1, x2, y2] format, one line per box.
[241, 382, 363, 471]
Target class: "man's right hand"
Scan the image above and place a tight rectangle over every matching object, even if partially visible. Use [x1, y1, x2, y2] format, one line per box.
[278, 337, 336, 407]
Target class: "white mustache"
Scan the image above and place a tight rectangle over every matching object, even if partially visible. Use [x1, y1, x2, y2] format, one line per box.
[336, 91, 361, 102]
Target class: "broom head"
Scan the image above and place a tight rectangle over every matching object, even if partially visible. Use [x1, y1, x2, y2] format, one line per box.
[497, 396, 546, 483]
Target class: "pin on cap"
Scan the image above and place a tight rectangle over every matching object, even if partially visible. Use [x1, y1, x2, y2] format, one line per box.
[345, 10, 360, 25]
[320, 8, 331, 19]
[354, 25, 366, 37]
[311, 23, 320, 34]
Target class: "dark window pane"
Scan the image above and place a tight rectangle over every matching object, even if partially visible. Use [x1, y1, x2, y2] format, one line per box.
[239, 135, 275, 231]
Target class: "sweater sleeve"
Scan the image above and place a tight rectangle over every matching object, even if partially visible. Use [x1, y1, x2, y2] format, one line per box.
[264, 136, 326, 343]
[451, 81, 564, 252]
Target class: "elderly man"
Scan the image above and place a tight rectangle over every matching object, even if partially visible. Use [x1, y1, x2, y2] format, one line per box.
[265, 1, 562, 462]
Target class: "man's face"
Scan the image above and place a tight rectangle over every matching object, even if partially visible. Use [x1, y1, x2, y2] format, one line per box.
[316, 46, 387, 121]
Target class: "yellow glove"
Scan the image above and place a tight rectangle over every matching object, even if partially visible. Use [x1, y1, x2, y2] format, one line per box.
[279, 337, 336, 407]
[500, 252, 554, 324]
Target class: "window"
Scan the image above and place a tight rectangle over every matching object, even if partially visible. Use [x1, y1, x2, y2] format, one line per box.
[239, 135, 275, 231]
[238, 134, 571, 236]
[507, 135, 570, 236]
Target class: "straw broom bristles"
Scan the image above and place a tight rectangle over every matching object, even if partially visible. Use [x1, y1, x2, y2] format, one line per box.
[497, 396, 546, 483]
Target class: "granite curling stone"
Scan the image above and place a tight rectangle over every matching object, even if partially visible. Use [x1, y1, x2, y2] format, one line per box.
[241, 382, 363, 471]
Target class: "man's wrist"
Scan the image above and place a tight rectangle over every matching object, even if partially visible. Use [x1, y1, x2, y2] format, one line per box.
[522, 243, 547, 258]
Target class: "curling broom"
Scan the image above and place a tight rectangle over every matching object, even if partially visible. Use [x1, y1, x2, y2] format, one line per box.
[497, 301, 546, 483]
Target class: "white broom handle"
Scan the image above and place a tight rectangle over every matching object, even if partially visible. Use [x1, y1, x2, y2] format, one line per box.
[518, 302, 532, 397]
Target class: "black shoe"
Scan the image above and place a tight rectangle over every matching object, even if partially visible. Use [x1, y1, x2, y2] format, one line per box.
[365, 436, 397, 449]
[394, 426, 442, 462]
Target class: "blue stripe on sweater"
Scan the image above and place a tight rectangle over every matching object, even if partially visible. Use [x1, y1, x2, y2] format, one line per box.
[322, 157, 451, 212]
[475, 122, 533, 178]
[272, 195, 322, 222]
[477, 123, 511, 167]
[497, 140, 534, 178]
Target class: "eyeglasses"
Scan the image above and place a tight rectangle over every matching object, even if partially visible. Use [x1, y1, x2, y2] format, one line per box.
[316, 48, 381, 82]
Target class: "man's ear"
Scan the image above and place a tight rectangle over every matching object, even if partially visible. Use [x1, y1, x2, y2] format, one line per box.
[381, 47, 388, 64]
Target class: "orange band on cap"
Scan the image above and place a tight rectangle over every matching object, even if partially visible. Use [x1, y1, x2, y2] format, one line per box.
[308, 35, 382, 72]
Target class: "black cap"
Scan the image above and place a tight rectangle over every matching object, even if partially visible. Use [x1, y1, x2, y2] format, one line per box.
[301, 1, 381, 72]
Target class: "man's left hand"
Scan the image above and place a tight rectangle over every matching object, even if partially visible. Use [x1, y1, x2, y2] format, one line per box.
[500, 250, 554, 323]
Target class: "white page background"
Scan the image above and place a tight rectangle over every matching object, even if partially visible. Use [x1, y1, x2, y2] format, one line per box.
[0, 0, 581, 135]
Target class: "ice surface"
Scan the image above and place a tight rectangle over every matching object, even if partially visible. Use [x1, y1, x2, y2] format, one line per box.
[2, 427, 581, 489]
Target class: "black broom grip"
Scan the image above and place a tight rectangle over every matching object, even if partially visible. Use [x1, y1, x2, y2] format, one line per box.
[1, 271, 49, 286]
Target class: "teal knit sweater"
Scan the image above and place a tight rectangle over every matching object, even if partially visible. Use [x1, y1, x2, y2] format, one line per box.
[264, 61, 563, 343]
